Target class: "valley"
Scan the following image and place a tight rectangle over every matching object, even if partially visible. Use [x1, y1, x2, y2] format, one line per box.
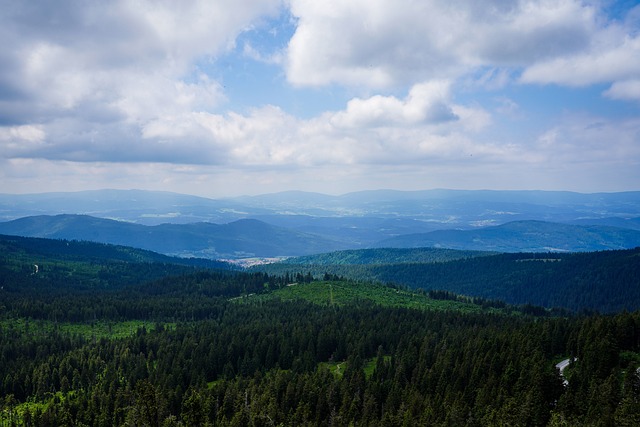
[4, 1, 640, 425]
[1, 189, 640, 258]
[0, 190, 639, 425]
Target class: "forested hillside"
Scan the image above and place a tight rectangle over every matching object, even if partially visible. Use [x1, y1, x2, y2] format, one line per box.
[0, 234, 233, 292]
[257, 247, 640, 313]
[1, 236, 640, 425]
[283, 247, 495, 265]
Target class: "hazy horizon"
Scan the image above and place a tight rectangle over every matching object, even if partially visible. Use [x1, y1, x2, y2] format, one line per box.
[1, 1, 639, 198]
[2, 187, 640, 202]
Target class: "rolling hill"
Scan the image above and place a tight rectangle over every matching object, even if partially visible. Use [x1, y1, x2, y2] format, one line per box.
[2, 188, 640, 230]
[2, 215, 640, 258]
[255, 247, 640, 313]
[2, 189, 640, 257]
[374, 220, 640, 252]
[0, 214, 348, 259]
[0, 233, 231, 269]
[0, 233, 236, 294]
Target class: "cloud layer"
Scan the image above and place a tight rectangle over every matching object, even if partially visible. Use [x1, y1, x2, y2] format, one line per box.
[0, 0, 639, 195]
[286, 0, 599, 87]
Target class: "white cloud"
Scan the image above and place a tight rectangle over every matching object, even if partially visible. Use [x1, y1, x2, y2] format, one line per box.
[520, 32, 640, 87]
[285, 0, 600, 88]
[527, 115, 640, 168]
[330, 81, 458, 128]
[9, 76, 634, 181]
[494, 97, 520, 116]
[113, 72, 225, 123]
[0, 0, 638, 196]
[2, 110, 638, 195]
[16, 80, 485, 169]
[0, 0, 286, 165]
[0, 125, 45, 144]
[604, 79, 640, 101]
[0, 125, 47, 161]
[135, 82, 494, 168]
[242, 42, 285, 65]
[0, 0, 282, 125]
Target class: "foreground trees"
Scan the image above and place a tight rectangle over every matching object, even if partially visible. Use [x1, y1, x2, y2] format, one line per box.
[1, 235, 639, 425]
[1, 292, 640, 425]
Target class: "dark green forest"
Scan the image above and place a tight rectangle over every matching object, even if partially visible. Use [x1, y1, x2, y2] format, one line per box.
[1, 236, 640, 425]
[282, 248, 496, 266]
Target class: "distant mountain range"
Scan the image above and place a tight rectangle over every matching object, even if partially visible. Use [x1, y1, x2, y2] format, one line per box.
[374, 220, 640, 252]
[0, 215, 639, 258]
[1, 189, 639, 258]
[2, 188, 640, 226]
[0, 215, 348, 259]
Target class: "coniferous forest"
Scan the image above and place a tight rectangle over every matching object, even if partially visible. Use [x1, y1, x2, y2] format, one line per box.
[1, 235, 640, 425]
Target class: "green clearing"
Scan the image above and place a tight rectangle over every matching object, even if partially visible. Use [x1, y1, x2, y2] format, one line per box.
[0, 318, 172, 340]
[240, 280, 496, 314]
[320, 355, 391, 379]
[319, 360, 347, 378]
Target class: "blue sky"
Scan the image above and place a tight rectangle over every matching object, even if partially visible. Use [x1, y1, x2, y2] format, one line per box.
[0, 0, 639, 197]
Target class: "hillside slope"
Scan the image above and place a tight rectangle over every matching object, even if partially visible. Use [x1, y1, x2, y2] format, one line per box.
[0, 234, 236, 293]
[283, 247, 495, 265]
[256, 247, 640, 313]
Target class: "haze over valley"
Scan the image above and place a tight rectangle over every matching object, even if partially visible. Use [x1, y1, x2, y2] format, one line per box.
[1, 188, 640, 258]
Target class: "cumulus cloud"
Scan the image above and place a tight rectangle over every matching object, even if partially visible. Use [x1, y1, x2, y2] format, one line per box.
[0, 0, 282, 126]
[535, 116, 640, 162]
[285, 0, 640, 101]
[0, 0, 286, 169]
[0, 125, 45, 144]
[604, 80, 640, 101]
[285, 0, 600, 88]
[0, 0, 638, 195]
[330, 81, 458, 128]
[520, 31, 640, 87]
[517, 4, 640, 100]
[121, 84, 493, 168]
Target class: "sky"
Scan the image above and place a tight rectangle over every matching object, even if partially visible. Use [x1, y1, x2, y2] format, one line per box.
[1, 0, 640, 197]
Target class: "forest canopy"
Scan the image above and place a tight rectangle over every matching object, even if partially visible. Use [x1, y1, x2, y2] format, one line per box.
[1, 235, 639, 426]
